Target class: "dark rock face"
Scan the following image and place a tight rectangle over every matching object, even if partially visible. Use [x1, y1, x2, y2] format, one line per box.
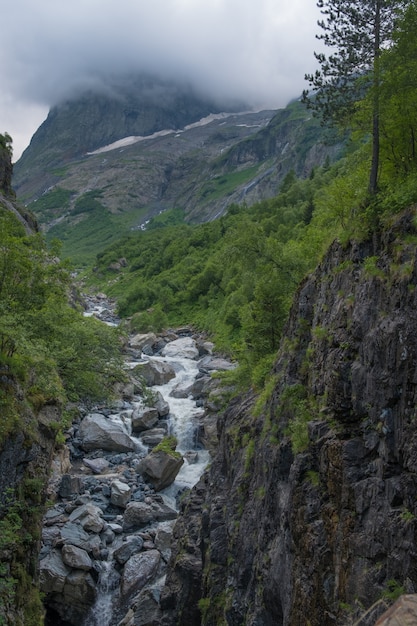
[161, 211, 417, 625]
[0, 404, 60, 625]
[0, 142, 13, 196]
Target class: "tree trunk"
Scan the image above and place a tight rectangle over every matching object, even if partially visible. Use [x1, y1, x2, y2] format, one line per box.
[369, 0, 381, 195]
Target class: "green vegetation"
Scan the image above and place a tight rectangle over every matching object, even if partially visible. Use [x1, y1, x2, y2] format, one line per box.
[198, 165, 260, 202]
[304, 0, 405, 195]
[280, 385, 316, 453]
[0, 133, 13, 157]
[153, 435, 182, 459]
[29, 187, 73, 222]
[382, 578, 406, 601]
[0, 200, 126, 623]
[28, 189, 151, 266]
[0, 203, 125, 419]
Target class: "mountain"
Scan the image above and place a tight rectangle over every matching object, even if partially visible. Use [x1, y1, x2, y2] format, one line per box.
[13, 76, 343, 265]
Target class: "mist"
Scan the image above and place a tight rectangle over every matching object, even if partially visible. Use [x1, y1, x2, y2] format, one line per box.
[1, 0, 321, 159]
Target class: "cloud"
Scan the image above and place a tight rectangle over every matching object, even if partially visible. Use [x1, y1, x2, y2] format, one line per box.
[1, 0, 321, 159]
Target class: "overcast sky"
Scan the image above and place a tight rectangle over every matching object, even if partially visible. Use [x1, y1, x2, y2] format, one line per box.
[1, 0, 321, 160]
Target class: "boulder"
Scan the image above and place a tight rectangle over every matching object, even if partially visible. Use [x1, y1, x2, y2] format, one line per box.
[190, 375, 211, 400]
[169, 381, 193, 398]
[375, 594, 417, 625]
[122, 500, 177, 532]
[68, 503, 104, 533]
[133, 359, 176, 386]
[61, 545, 92, 571]
[184, 451, 199, 464]
[154, 391, 170, 417]
[140, 428, 167, 447]
[132, 407, 159, 432]
[120, 587, 163, 626]
[110, 479, 131, 508]
[130, 332, 157, 352]
[136, 450, 184, 491]
[59, 570, 96, 620]
[155, 523, 174, 562]
[197, 340, 214, 356]
[198, 355, 237, 371]
[161, 337, 199, 359]
[59, 522, 90, 550]
[121, 550, 161, 599]
[58, 474, 82, 499]
[78, 413, 136, 452]
[113, 536, 144, 565]
[39, 550, 71, 593]
[82, 457, 110, 474]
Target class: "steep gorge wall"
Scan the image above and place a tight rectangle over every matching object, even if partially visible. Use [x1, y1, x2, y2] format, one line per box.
[161, 210, 417, 625]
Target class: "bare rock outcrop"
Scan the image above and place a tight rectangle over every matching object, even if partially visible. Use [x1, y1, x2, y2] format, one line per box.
[161, 211, 417, 625]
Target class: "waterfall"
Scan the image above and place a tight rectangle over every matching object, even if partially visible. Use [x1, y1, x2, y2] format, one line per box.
[84, 561, 120, 626]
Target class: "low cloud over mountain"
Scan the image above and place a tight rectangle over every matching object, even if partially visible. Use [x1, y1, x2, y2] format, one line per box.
[2, 0, 320, 158]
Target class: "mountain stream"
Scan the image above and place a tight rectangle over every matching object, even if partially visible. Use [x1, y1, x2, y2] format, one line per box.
[41, 295, 232, 626]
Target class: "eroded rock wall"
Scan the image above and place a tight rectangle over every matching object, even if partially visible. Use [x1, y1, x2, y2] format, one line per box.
[161, 210, 417, 626]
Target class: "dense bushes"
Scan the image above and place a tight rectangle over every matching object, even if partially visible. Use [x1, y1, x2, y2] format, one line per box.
[0, 205, 125, 437]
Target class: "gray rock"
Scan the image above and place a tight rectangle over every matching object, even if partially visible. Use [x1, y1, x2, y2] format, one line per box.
[133, 360, 176, 386]
[140, 428, 167, 447]
[155, 523, 174, 562]
[123, 500, 177, 532]
[59, 474, 82, 498]
[161, 337, 199, 359]
[190, 375, 211, 399]
[113, 536, 144, 565]
[375, 594, 417, 625]
[130, 332, 157, 352]
[78, 413, 136, 453]
[184, 451, 199, 464]
[154, 391, 170, 416]
[107, 522, 123, 534]
[110, 479, 131, 508]
[132, 407, 159, 432]
[100, 527, 115, 545]
[61, 545, 93, 571]
[82, 457, 110, 474]
[136, 450, 184, 491]
[197, 340, 214, 356]
[169, 381, 193, 398]
[59, 522, 90, 549]
[121, 550, 161, 599]
[121, 588, 163, 626]
[42, 526, 61, 546]
[39, 549, 70, 593]
[60, 569, 96, 620]
[68, 503, 104, 533]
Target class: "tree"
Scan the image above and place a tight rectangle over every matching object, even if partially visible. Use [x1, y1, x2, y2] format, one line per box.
[303, 0, 407, 195]
[377, 1, 417, 176]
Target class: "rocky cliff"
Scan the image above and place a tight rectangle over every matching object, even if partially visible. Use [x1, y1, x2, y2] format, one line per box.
[0, 142, 61, 624]
[160, 209, 417, 625]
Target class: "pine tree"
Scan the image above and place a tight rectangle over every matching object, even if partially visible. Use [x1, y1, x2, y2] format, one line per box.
[303, 0, 407, 195]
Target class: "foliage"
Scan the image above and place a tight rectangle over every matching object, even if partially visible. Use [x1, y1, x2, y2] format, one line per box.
[153, 435, 182, 459]
[280, 384, 316, 453]
[0, 206, 125, 419]
[0, 133, 13, 157]
[382, 578, 405, 601]
[304, 0, 409, 194]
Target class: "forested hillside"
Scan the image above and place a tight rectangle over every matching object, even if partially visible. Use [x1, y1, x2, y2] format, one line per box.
[87, 0, 417, 392]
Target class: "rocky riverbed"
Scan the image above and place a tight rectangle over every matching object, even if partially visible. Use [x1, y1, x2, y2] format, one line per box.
[39, 295, 235, 625]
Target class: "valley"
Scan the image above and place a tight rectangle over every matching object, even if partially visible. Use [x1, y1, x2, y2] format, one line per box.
[2, 15, 417, 620]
